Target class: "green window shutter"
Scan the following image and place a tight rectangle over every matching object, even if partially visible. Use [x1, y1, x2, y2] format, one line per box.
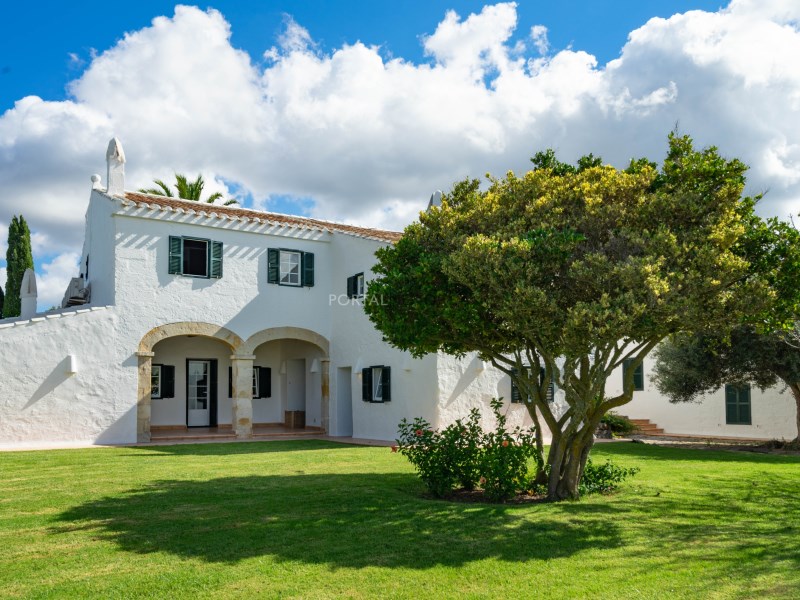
[725, 385, 736, 424]
[162, 365, 175, 398]
[382, 366, 391, 401]
[347, 275, 356, 298]
[302, 252, 315, 287]
[267, 248, 279, 284]
[168, 236, 183, 274]
[362, 368, 372, 401]
[634, 363, 644, 391]
[623, 359, 644, 391]
[228, 366, 233, 398]
[210, 241, 223, 278]
[740, 386, 752, 424]
[510, 367, 520, 403]
[259, 367, 272, 398]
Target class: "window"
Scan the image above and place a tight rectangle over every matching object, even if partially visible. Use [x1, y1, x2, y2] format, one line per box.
[725, 384, 752, 425]
[151, 364, 175, 399]
[267, 248, 314, 287]
[510, 367, 554, 404]
[228, 366, 272, 399]
[347, 273, 365, 298]
[151, 365, 161, 399]
[622, 359, 644, 391]
[362, 365, 391, 402]
[168, 236, 223, 278]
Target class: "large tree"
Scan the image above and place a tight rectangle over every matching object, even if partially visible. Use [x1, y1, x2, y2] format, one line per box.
[653, 326, 800, 443]
[139, 174, 238, 206]
[4, 215, 34, 318]
[365, 134, 798, 500]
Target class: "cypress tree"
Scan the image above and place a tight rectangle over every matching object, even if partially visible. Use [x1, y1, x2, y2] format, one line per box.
[4, 215, 34, 318]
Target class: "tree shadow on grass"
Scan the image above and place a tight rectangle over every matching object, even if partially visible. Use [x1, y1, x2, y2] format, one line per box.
[52, 473, 623, 567]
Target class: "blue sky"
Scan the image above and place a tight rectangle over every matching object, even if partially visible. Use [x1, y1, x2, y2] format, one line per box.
[1, 1, 798, 309]
[0, 1, 724, 111]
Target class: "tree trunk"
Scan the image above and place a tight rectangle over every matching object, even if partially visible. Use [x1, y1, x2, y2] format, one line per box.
[790, 382, 800, 443]
[546, 425, 595, 500]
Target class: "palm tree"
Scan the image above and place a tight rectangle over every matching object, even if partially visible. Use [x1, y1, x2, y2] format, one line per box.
[139, 174, 238, 206]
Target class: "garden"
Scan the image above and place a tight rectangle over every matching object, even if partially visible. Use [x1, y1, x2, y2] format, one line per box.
[1, 439, 798, 598]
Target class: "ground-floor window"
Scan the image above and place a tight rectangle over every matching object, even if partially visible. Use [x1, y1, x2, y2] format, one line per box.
[725, 384, 752, 425]
[362, 366, 391, 402]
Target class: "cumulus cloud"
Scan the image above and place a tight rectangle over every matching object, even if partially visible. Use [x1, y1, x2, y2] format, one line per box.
[1, 1, 800, 308]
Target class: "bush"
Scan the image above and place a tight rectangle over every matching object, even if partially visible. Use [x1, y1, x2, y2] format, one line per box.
[600, 412, 638, 437]
[579, 459, 640, 495]
[480, 399, 541, 501]
[396, 398, 541, 501]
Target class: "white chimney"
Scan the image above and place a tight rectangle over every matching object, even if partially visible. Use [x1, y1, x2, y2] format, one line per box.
[20, 268, 37, 319]
[106, 138, 126, 196]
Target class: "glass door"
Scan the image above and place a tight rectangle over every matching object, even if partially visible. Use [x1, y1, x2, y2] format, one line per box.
[187, 360, 211, 426]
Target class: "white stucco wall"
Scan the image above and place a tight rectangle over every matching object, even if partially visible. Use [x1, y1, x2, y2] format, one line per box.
[328, 233, 441, 440]
[606, 357, 798, 440]
[0, 307, 136, 448]
[80, 191, 117, 306]
[110, 200, 336, 344]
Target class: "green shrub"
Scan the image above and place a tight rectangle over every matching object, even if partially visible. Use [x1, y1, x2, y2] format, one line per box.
[396, 418, 456, 497]
[600, 412, 638, 437]
[480, 399, 541, 501]
[579, 459, 640, 495]
[397, 399, 541, 501]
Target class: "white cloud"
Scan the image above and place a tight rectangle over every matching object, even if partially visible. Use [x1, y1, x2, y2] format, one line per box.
[1, 1, 800, 304]
[36, 252, 80, 310]
[530, 25, 549, 55]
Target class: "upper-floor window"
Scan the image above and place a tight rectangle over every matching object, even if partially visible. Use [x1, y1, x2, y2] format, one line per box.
[168, 236, 223, 278]
[347, 273, 365, 298]
[362, 365, 391, 402]
[622, 359, 644, 391]
[268, 248, 314, 287]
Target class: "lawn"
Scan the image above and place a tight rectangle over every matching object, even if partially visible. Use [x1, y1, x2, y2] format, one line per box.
[0, 440, 798, 599]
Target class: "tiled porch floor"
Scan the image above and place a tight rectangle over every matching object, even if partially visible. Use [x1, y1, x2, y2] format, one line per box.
[149, 425, 325, 442]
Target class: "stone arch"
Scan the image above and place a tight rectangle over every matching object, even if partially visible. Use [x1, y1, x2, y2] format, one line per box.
[138, 321, 245, 354]
[242, 326, 330, 357]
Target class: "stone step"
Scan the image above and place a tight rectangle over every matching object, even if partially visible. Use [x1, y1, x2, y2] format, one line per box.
[620, 416, 665, 435]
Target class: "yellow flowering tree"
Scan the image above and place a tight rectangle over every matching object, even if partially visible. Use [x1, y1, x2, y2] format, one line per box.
[366, 134, 798, 500]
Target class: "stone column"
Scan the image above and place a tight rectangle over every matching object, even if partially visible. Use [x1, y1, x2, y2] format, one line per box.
[135, 351, 154, 443]
[321, 359, 331, 434]
[231, 354, 255, 439]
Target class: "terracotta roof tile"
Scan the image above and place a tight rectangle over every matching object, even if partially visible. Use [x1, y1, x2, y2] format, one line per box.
[121, 191, 403, 243]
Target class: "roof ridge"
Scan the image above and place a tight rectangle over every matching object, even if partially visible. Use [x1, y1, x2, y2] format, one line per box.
[120, 191, 402, 241]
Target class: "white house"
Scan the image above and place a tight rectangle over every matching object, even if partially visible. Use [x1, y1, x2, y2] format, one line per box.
[0, 139, 533, 448]
[0, 139, 795, 449]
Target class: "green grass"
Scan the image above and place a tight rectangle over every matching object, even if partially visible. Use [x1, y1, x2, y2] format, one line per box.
[0, 441, 798, 599]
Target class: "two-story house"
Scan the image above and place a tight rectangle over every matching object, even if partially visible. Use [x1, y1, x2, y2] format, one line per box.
[1, 139, 796, 449]
[0, 139, 532, 448]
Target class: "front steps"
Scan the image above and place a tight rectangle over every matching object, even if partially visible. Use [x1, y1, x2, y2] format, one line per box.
[625, 418, 665, 435]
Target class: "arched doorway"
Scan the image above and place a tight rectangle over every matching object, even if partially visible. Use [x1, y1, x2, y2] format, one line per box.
[243, 327, 331, 434]
[136, 322, 246, 442]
